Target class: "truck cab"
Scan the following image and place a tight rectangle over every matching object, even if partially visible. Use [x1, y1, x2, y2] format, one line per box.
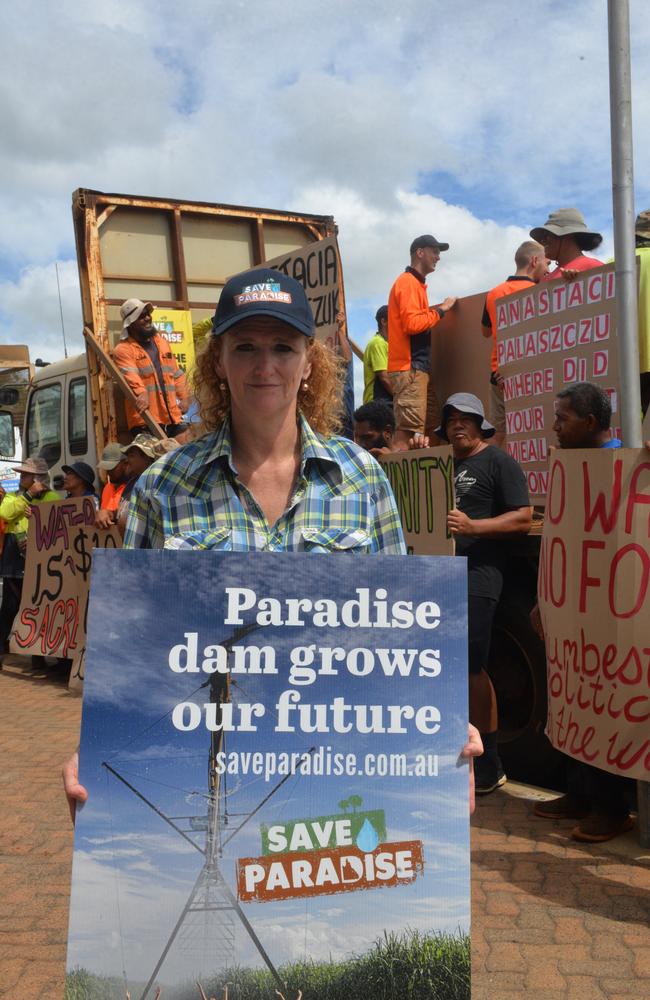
[23, 354, 95, 492]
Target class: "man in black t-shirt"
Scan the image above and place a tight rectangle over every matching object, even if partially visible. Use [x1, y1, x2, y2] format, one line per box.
[436, 392, 532, 794]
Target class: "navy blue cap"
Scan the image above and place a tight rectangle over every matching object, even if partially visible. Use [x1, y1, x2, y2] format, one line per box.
[435, 392, 495, 441]
[211, 267, 314, 338]
[62, 461, 96, 487]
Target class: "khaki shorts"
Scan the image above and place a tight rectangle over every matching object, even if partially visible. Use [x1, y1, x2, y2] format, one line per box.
[488, 379, 505, 434]
[389, 369, 440, 439]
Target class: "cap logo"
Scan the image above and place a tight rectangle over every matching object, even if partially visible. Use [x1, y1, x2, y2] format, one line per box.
[234, 281, 292, 307]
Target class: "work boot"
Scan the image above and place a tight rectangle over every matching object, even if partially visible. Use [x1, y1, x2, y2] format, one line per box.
[534, 794, 589, 820]
[571, 812, 635, 843]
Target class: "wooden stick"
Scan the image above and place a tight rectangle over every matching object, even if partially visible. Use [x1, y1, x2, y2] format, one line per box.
[83, 326, 166, 439]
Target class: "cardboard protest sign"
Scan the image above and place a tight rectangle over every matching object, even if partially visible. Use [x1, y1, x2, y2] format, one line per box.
[496, 265, 621, 500]
[380, 446, 455, 555]
[538, 449, 650, 780]
[153, 307, 196, 374]
[66, 551, 470, 999]
[10, 498, 121, 669]
[263, 235, 344, 347]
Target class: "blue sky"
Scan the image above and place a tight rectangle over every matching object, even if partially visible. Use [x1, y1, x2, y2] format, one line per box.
[3, 2, 649, 389]
[67, 550, 469, 987]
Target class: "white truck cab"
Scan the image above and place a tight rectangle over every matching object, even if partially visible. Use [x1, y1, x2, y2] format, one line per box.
[23, 354, 95, 492]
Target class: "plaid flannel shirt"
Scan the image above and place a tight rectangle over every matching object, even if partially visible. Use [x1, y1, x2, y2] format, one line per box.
[123, 414, 406, 554]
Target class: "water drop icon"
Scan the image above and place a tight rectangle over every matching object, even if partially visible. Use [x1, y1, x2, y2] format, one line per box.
[355, 818, 379, 852]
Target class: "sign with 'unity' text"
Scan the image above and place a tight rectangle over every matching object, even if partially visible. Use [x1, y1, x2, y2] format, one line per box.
[66, 551, 470, 999]
[263, 235, 344, 348]
[380, 446, 455, 556]
[538, 449, 650, 780]
[10, 498, 121, 668]
[496, 264, 621, 500]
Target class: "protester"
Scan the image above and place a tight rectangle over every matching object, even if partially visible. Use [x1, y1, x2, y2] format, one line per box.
[530, 208, 604, 280]
[63, 268, 483, 815]
[62, 461, 98, 501]
[0, 458, 60, 653]
[353, 400, 395, 456]
[115, 434, 177, 534]
[635, 210, 650, 415]
[362, 306, 392, 405]
[95, 444, 131, 529]
[437, 393, 532, 794]
[387, 235, 457, 450]
[532, 382, 635, 843]
[114, 299, 189, 438]
[481, 241, 549, 447]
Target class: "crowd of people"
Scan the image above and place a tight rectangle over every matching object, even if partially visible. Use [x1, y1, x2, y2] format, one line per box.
[0, 205, 645, 839]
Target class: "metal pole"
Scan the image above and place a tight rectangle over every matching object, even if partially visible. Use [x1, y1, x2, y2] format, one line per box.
[608, 0, 642, 446]
[607, 0, 649, 849]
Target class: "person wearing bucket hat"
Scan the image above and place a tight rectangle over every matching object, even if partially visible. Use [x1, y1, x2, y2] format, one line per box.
[387, 235, 457, 450]
[530, 208, 604, 280]
[113, 298, 190, 439]
[62, 461, 98, 500]
[438, 392, 532, 794]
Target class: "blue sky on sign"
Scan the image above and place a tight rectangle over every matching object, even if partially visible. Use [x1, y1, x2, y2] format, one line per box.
[67, 550, 469, 987]
[2, 0, 649, 378]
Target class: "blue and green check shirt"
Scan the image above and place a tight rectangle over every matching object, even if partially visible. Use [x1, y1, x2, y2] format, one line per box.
[123, 415, 406, 554]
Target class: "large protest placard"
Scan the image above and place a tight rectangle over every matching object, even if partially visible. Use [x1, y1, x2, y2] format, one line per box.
[496, 265, 621, 500]
[66, 551, 470, 999]
[538, 449, 650, 780]
[263, 235, 343, 347]
[380, 446, 455, 555]
[10, 498, 121, 676]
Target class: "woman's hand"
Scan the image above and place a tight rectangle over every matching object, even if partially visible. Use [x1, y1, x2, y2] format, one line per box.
[62, 751, 88, 824]
[462, 723, 483, 815]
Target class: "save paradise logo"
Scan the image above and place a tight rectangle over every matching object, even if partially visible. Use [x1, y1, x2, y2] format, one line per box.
[236, 797, 424, 903]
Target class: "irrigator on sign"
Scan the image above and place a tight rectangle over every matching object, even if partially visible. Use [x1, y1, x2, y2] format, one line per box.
[237, 805, 424, 902]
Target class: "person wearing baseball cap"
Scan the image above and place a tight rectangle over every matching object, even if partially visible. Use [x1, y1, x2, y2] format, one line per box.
[95, 444, 131, 530]
[530, 208, 604, 281]
[0, 458, 60, 654]
[438, 392, 532, 794]
[387, 235, 457, 450]
[113, 298, 190, 440]
[118, 266, 405, 556]
[362, 305, 392, 406]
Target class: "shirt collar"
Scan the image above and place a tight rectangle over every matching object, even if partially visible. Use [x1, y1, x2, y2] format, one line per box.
[506, 275, 535, 283]
[185, 412, 341, 483]
[405, 265, 426, 285]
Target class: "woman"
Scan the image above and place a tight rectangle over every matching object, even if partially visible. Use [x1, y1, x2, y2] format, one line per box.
[62, 461, 99, 502]
[63, 268, 481, 809]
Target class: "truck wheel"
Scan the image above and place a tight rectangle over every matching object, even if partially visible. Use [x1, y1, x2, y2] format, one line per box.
[487, 601, 567, 791]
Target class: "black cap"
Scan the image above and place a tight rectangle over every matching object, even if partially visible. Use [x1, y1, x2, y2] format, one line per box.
[375, 305, 388, 323]
[62, 461, 96, 487]
[212, 267, 314, 338]
[410, 234, 450, 254]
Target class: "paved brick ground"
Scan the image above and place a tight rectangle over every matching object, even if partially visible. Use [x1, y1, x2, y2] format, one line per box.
[1, 655, 649, 999]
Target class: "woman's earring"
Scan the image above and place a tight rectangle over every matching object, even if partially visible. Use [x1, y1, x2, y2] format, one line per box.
[220, 382, 227, 390]
[302, 381, 309, 391]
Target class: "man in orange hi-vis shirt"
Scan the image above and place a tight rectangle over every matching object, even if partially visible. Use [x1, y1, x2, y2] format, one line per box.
[387, 235, 457, 449]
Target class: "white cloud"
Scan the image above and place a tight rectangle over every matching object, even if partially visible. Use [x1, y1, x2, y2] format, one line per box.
[0, 0, 646, 381]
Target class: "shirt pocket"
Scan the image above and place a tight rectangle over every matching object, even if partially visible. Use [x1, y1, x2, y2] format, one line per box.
[157, 495, 224, 539]
[164, 525, 233, 550]
[299, 494, 373, 552]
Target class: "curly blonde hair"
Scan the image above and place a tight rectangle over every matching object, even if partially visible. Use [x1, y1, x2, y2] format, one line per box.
[192, 335, 346, 438]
